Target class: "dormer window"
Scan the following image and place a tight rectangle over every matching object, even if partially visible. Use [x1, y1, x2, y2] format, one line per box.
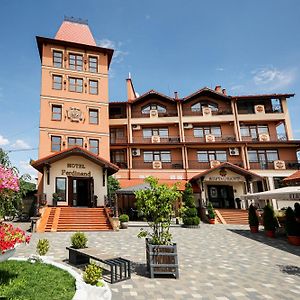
[191, 101, 218, 112]
[142, 104, 166, 114]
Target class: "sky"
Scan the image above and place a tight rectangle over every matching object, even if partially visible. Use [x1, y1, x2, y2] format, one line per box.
[0, 0, 300, 180]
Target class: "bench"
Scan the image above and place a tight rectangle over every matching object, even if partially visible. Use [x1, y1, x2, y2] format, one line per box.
[66, 247, 131, 284]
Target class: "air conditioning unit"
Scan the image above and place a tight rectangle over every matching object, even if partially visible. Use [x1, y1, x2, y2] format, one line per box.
[274, 160, 286, 170]
[229, 147, 239, 156]
[151, 135, 161, 143]
[254, 105, 265, 114]
[132, 148, 140, 156]
[205, 134, 216, 142]
[202, 107, 212, 116]
[183, 123, 193, 129]
[210, 160, 221, 168]
[132, 124, 141, 130]
[152, 161, 162, 169]
[258, 133, 270, 142]
[150, 109, 158, 118]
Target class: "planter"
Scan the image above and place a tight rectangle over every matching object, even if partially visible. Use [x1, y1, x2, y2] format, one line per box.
[287, 235, 300, 246]
[67, 247, 89, 265]
[250, 226, 259, 233]
[208, 219, 215, 224]
[0, 248, 16, 262]
[146, 238, 179, 279]
[182, 224, 200, 229]
[120, 222, 128, 229]
[265, 230, 275, 238]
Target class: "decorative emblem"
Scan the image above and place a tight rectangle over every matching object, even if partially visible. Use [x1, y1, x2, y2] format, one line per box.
[219, 169, 227, 177]
[202, 107, 212, 116]
[67, 107, 83, 122]
[274, 160, 286, 170]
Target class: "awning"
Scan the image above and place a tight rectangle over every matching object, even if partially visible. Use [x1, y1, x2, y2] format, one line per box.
[240, 186, 300, 201]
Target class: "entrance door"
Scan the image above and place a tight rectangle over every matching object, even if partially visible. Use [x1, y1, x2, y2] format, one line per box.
[68, 177, 92, 207]
[208, 185, 235, 208]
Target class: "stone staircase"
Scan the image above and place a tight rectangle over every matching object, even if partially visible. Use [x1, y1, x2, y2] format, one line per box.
[37, 207, 112, 232]
[215, 209, 248, 225]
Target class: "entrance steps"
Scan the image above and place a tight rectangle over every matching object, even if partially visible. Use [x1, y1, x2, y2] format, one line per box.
[215, 209, 248, 225]
[37, 207, 113, 232]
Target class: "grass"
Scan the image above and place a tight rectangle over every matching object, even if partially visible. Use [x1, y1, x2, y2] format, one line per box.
[0, 260, 76, 300]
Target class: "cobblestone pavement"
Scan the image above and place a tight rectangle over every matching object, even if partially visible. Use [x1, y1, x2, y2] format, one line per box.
[13, 223, 300, 300]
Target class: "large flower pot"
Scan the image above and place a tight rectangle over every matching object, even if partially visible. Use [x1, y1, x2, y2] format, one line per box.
[120, 222, 128, 229]
[208, 219, 215, 224]
[250, 226, 259, 233]
[0, 248, 16, 262]
[287, 235, 300, 246]
[265, 230, 275, 238]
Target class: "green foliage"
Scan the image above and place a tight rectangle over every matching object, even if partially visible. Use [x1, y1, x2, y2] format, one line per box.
[83, 263, 103, 286]
[71, 232, 88, 249]
[36, 239, 50, 256]
[263, 204, 278, 231]
[248, 204, 259, 227]
[119, 214, 129, 222]
[182, 183, 200, 226]
[135, 176, 181, 245]
[285, 207, 300, 236]
[108, 176, 120, 199]
[207, 202, 215, 219]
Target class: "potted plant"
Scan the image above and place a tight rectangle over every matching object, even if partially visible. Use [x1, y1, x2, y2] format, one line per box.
[119, 214, 129, 229]
[67, 232, 89, 264]
[207, 202, 216, 224]
[263, 204, 278, 238]
[285, 207, 300, 246]
[36, 239, 50, 256]
[52, 193, 61, 206]
[248, 204, 259, 233]
[182, 183, 200, 228]
[135, 177, 181, 279]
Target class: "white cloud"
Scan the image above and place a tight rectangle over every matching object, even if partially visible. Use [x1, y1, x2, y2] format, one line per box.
[145, 15, 151, 20]
[11, 139, 30, 150]
[252, 67, 296, 91]
[97, 39, 128, 64]
[0, 134, 9, 146]
[230, 84, 244, 92]
[216, 67, 224, 71]
[19, 161, 37, 182]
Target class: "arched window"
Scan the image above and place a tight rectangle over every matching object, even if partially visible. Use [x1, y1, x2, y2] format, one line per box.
[191, 101, 218, 112]
[141, 103, 166, 114]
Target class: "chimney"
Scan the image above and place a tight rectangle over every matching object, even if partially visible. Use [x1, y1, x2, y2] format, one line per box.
[215, 85, 222, 93]
[174, 92, 178, 99]
[222, 89, 227, 95]
[126, 74, 136, 101]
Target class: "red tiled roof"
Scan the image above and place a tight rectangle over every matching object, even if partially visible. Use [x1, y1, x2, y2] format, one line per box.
[128, 89, 176, 104]
[283, 170, 300, 182]
[233, 93, 294, 100]
[118, 179, 187, 190]
[55, 21, 96, 46]
[183, 87, 230, 101]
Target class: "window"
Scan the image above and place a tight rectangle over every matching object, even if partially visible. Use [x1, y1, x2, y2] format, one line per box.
[191, 101, 218, 112]
[271, 99, 283, 113]
[143, 128, 169, 138]
[52, 75, 62, 90]
[143, 151, 171, 162]
[68, 137, 83, 148]
[52, 105, 62, 121]
[51, 136, 61, 152]
[53, 51, 63, 68]
[247, 149, 279, 162]
[110, 128, 125, 143]
[89, 80, 98, 95]
[194, 126, 221, 138]
[69, 77, 83, 93]
[89, 139, 99, 155]
[55, 178, 66, 201]
[111, 150, 126, 163]
[240, 125, 269, 139]
[141, 104, 166, 114]
[69, 53, 83, 71]
[89, 56, 98, 73]
[197, 150, 227, 162]
[89, 109, 98, 124]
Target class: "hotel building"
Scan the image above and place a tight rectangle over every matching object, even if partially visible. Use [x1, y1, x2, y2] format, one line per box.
[32, 18, 300, 214]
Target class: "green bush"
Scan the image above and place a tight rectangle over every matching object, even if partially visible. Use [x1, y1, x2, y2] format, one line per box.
[83, 263, 103, 286]
[248, 204, 259, 227]
[263, 204, 278, 231]
[119, 214, 129, 223]
[184, 207, 198, 217]
[182, 183, 200, 226]
[36, 239, 50, 256]
[71, 232, 87, 249]
[207, 202, 215, 219]
[285, 207, 299, 236]
[183, 216, 200, 226]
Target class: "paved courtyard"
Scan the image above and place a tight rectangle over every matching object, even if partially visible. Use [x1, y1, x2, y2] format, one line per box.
[14, 223, 300, 300]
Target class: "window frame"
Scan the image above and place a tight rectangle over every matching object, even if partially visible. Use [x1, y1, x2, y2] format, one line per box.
[89, 139, 99, 155]
[88, 56, 98, 73]
[69, 53, 83, 71]
[141, 103, 166, 114]
[51, 136, 61, 152]
[89, 80, 98, 95]
[67, 137, 83, 148]
[52, 75, 63, 90]
[197, 150, 227, 162]
[194, 126, 221, 138]
[55, 177, 66, 201]
[69, 77, 83, 93]
[53, 50, 63, 68]
[89, 109, 99, 124]
[143, 150, 171, 163]
[51, 105, 62, 121]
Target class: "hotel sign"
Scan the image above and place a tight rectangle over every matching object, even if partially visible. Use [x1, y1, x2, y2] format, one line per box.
[61, 163, 91, 177]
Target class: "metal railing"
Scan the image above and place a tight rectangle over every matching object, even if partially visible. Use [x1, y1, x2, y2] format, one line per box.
[131, 110, 178, 118]
[184, 135, 236, 143]
[188, 160, 244, 169]
[249, 161, 300, 170]
[111, 162, 128, 169]
[241, 135, 288, 142]
[182, 109, 232, 116]
[237, 107, 283, 114]
[132, 160, 184, 169]
[131, 136, 181, 144]
[110, 137, 128, 144]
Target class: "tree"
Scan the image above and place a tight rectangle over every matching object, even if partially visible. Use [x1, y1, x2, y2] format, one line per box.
[135, 177, 181, 245]
[182, 183, 200, 226]
[107, 176, 120, 200]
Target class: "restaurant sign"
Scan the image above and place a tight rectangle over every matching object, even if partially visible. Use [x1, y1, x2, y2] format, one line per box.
[205, 176, 244, 182]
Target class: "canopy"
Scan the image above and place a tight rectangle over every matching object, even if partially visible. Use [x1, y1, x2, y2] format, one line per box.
[240, 186, 300, 201]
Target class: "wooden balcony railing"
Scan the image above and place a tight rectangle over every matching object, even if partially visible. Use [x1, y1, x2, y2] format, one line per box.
[131, 136, 181, 144]
[249, 161, 300, 170]
[131, 110, 178, 118]
[132, 160, 184, 169]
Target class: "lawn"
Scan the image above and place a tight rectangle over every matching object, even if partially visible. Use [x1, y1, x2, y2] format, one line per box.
[0, 260, 76, 300]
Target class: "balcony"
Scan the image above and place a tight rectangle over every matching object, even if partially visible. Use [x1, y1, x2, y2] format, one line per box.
[110, 137, 128, 144]
[238, 107, 283, 114]
[241, 134, 287, 142]
[188, 160, 244, 169]
[182, 109, 232, 117]
[111, 161, 128, 169]
[249, 161, 300, 170]
[131, 110, 178, 118]
[131, 136, 181, 144]
[185, 135, 236, 143]
[132, 160, 184, 169]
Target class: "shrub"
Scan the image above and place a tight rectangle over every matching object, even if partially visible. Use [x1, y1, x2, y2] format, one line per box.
[119, 214, 129, 223]
[83, 263, 103, 287]
[71, 232, 87, 249]
[248, 204, 259, 227]
[285, 207, 299, 236]
[182, 183, 200, 226]
[36, 239, 49, 256]
[263, 204, 278, 231]
[207, 202, 215, 219]
[183, 216, 200, 226]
